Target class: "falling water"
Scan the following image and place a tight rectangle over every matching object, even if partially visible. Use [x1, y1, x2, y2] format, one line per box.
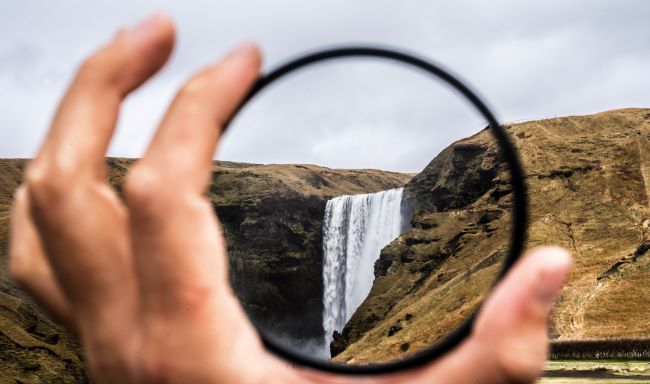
[322, 188, 404, 352]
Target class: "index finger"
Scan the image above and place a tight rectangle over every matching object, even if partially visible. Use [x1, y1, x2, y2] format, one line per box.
[31, 13, 174, 183]
[133, 42, 261, 194]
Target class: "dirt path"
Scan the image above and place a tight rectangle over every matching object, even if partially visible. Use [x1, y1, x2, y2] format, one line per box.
[637, 118, 650, 208]
[542, 215, 591, 337]
[569, 279, 609, 335]
[553, 277, 608, 337]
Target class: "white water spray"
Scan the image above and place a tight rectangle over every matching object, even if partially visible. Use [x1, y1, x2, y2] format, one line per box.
[321, 188, 404, 352]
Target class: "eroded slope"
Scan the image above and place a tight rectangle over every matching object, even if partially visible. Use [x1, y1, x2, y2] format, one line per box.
[334, 108, 650, 364]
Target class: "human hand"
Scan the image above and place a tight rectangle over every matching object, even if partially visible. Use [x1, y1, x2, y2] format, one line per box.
[9, 13, 571, 384]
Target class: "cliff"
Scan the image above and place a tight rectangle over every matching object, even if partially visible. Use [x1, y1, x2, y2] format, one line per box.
[332, 108, 650, 364]
[209, 162, 411, 341]
[0, 158, 410, 382]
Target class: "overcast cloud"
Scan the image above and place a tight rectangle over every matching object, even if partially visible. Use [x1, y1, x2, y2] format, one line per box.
[1, 1, 648, 172]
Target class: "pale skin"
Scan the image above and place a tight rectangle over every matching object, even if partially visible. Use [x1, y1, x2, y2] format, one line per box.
[8, 13, 572, 384]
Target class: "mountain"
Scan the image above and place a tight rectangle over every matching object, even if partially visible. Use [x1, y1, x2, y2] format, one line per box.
[0, 158, 410, 382]
[332, 108, 650, 363]
[0, 107, 648, 380]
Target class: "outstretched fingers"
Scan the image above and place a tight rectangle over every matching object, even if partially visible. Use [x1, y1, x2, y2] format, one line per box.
[32, 14, 174, 183]
[130, 42, 260, 196]
[125, 43, 261, 315]
[26, 11, 174, 314]
[20, 14, 175, 382]
[121, 43, 266, 383]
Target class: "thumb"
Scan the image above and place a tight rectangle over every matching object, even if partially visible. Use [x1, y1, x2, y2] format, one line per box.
[410, 246, 571, 384]
[471, 246, 572, 383]
[296, 247, 571, 384]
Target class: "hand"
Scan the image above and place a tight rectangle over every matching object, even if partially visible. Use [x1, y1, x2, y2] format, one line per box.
[8, 13, 571, 384]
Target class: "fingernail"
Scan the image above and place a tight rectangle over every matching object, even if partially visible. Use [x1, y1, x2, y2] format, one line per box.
[535, 248, 572, 310]
[224, 41, 258, 62]
[132, 12, 165, 37]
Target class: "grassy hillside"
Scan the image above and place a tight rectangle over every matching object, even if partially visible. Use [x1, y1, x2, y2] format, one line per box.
[1, 108, 648, 379]
[333, 108, 650, 364]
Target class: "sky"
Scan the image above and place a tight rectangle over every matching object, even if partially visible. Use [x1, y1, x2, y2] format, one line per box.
[1, 1, 648, 172]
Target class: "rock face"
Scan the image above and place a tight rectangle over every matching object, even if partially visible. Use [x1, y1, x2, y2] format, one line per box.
[330, 129, 512, 361]
[208, 162, 411, 341]
[0, 158, 410, 381]
[331, 108, 650, 364]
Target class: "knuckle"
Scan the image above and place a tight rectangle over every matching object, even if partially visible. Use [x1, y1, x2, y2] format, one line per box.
[8, 258, 30, 286]
[8, 248, 35, 289]
[78, 54, 100, 78]
[76, 52, 110, 86]
[124, 165, 166, 211]
[138, 324, 191, 383]
[24, 163, 50, 194]
[138, 351, 173, 384]
[24, 159, 76, 205]
[13, 185, 27, 204]
[11, 185, 29, 213]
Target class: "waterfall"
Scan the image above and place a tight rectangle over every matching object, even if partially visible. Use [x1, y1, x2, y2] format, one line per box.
[321, 188, 404, 352]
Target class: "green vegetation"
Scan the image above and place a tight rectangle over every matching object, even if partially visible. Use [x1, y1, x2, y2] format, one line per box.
[551, 339, 650, 360]
[539, 360, 650, 383]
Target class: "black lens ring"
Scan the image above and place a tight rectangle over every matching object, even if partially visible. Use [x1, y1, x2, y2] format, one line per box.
[226, 45, 528, 375]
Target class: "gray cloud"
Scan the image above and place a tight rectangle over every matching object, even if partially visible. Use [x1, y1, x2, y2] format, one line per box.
[0, 0, 648, 171]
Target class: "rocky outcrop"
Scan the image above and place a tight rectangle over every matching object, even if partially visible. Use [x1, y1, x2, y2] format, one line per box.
[332, 108, 650, 364]
[331, 131, 511, 361]
[208, 162, 411, 341]
[0, 158, 410, 381]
